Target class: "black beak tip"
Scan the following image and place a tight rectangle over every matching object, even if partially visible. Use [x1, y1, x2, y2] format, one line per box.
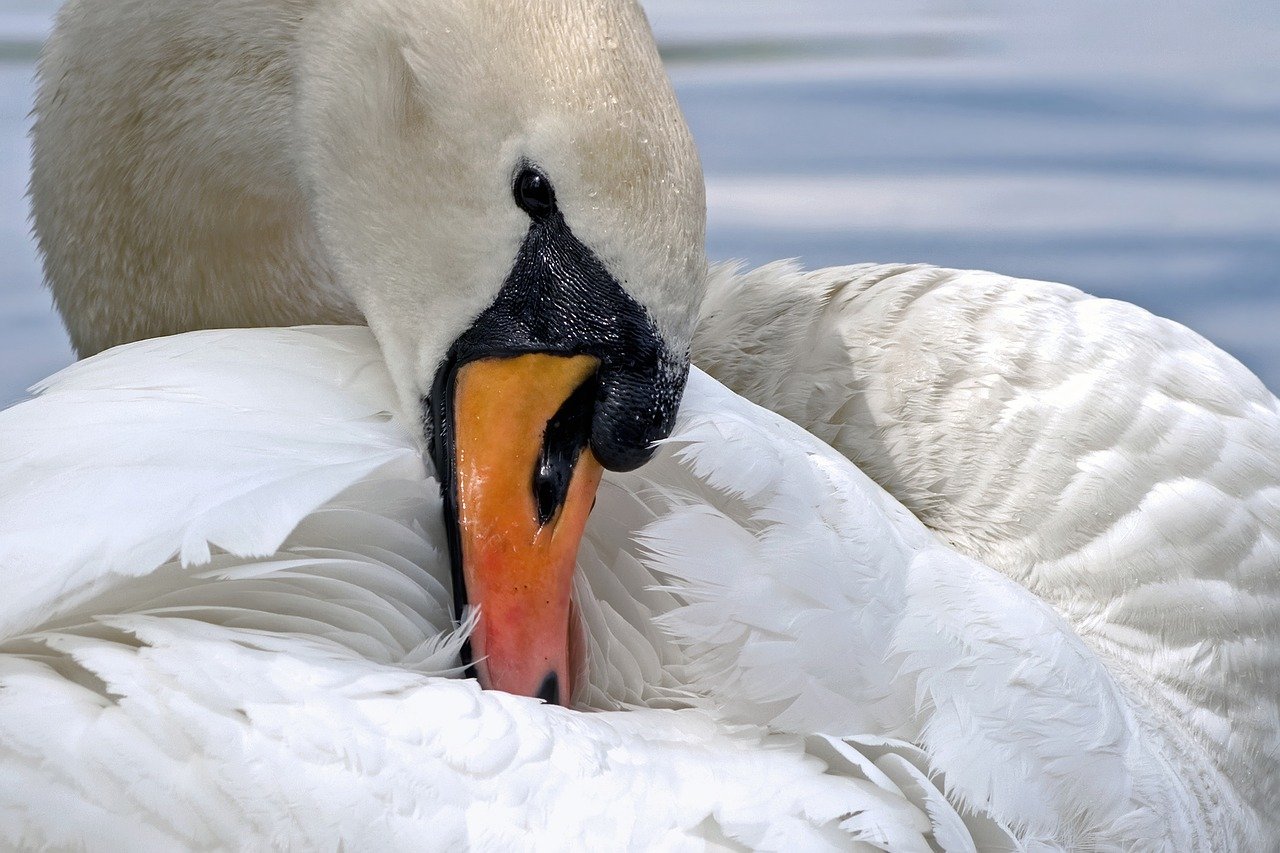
[588, 361, 688, 473]
[537, 672, 561, 706]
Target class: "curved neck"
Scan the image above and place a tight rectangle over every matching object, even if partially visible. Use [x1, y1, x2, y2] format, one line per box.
[32, 0, 361, 356]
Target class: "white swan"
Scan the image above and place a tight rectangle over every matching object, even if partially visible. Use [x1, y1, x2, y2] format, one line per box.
[2, 0, 1274, 848]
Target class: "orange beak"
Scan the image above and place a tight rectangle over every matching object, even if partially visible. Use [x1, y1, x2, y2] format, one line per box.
[444, 354, 603, 704]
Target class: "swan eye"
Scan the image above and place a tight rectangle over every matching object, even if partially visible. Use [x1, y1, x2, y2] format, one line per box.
[514, 167, 556, 218]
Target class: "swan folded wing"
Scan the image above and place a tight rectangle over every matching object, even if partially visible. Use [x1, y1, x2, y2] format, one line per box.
[624, 369, 1201, 847]
[0, 327, 423, 639]
[694, 263, 1280, 848]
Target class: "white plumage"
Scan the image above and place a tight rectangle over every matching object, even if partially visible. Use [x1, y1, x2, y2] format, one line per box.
[694, 262, 1280, 849]
[0, 326, 1017, 851]
[3, 300, 1275, 847]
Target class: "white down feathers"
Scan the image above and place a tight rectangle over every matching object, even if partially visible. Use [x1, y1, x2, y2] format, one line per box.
[694, 262, 1280, 850]
[4, 310, 1271, 849]
[0, 326, 1009, 851]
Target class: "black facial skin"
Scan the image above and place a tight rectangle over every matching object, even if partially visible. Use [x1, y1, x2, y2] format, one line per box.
[426, 164, 691, 700]
[435, 164, 688, 473]
[534, 373, 599, 528]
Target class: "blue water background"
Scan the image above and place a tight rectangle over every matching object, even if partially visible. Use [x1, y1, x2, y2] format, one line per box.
[2, 1, 1277, 404]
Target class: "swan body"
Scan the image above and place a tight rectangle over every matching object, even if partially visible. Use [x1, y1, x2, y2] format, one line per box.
[8, 0, 1277, 848]
[6, 320, 1245, 850]
[1, 327, 1025, 850]
[3, 316, 1275, 849]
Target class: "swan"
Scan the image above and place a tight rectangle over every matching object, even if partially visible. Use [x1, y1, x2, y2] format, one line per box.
[2, 0, 1274, 848]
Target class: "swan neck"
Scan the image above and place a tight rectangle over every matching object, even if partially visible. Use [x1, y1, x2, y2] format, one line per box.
[32, 0, 360, 356]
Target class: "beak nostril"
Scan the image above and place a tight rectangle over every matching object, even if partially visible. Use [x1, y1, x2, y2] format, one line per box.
[536, 672, 561, 706]
[533, 374, 598, 527]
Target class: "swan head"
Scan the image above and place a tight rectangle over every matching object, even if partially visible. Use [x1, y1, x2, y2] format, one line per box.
[296, 0, 706, 703]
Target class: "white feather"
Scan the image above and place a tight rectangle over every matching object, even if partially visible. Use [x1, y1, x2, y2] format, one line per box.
[2, 327, 1018, 850]
[6, 314, 1271, 848]
[695, 261, 1280, 849]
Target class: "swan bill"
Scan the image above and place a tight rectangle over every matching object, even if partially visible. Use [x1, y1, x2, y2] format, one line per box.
[437, 354, 604, 705]
[422, 164, 694, 705]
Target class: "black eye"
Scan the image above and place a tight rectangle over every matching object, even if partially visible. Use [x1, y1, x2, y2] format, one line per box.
[514, 167, 556, 218]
